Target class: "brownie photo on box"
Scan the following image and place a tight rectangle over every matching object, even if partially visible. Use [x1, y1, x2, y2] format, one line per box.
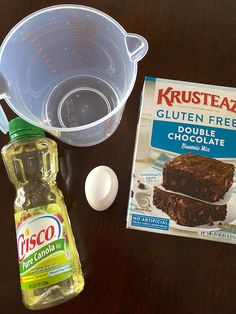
[152, 153, 235, 227]
[153, 186, 227, 227]
[162, 153, 235, 202]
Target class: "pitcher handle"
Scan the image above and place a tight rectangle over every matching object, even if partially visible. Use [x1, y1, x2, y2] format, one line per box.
[0, 104, 8, 134]
[125, 33, 148, 62]
[0, 73, 9, 134]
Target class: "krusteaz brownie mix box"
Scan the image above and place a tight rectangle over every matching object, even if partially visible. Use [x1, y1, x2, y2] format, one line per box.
[126, 77, 236, 244]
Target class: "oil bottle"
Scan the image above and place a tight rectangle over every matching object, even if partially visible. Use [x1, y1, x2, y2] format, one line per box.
[1, 117, 84, 309]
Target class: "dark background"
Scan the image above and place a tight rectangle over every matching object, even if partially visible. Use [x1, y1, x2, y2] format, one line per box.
[0, 1, 236, 313]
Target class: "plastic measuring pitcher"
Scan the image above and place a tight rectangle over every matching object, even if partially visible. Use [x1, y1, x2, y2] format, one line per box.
[0, 5, 148, 146]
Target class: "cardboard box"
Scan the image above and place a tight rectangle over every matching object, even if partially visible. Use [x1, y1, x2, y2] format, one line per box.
[127, 77, 236, 244]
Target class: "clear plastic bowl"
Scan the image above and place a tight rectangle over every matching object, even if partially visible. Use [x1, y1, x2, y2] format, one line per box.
[0, 5, 148, 146]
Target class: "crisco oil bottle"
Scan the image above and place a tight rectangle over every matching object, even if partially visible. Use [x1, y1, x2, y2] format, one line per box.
[1, 117, 84, 309]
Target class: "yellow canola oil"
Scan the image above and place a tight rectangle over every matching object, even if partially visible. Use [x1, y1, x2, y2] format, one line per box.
[1, 118, 84, 309]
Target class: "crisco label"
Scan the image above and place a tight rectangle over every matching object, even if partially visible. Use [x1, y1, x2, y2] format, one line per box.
[17, 215, 61, 263]
[15, 204, 73, 291]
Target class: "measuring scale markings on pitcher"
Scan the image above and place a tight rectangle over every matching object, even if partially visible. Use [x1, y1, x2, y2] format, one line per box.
[21, 31, 57, 75]
[20, 18, 97, 77]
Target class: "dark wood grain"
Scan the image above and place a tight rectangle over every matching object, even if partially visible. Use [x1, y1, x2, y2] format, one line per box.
[0, 1, 236, 313]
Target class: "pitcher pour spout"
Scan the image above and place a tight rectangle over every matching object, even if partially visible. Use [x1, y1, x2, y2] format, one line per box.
[125, 33, 149, 62]
[0, 73, 9, 134]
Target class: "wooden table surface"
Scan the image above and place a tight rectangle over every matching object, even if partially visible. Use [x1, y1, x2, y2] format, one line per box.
[0, 1, 236, 313]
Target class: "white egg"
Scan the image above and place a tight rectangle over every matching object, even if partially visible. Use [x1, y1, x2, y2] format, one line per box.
[85, 166, 119, 211]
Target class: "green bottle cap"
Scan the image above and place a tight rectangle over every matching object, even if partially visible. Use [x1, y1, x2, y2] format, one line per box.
[9, 117, 45, 142]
